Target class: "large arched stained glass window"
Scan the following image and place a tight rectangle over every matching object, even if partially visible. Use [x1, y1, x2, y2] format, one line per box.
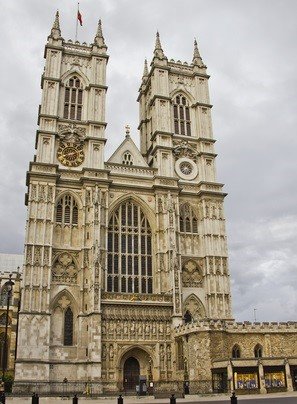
[107, 201, 153, 294]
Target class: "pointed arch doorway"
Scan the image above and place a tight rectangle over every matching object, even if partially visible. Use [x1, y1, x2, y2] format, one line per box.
[123, 357, 140, 392]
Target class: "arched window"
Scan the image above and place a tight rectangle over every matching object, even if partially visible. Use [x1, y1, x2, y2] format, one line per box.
[173, 94, 191, 136]
[55, 195, 78, 225]
[63, 76, 83, 121]
[254, 344, 263, 358]
[107, 201, 153, 294]
[232, 344, 241, 358]
[0, 284, 12, 306]
[64, 307, 73, 346]
[122, 152, 133, 165]
[180, 203, 198, 234]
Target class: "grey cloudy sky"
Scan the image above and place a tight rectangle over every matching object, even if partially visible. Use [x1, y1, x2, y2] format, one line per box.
[0, 0, 296, 322]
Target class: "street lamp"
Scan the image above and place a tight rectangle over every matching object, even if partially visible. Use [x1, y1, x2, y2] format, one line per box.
[2, 274, 14, 383]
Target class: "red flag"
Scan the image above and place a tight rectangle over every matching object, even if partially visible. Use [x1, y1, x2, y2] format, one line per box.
[77, 10, 83, 26]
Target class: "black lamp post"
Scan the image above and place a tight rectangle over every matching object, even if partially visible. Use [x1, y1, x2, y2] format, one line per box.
[2, 274, 14, 383]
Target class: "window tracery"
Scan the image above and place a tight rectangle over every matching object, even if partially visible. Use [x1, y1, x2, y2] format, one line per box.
[173, 94, 191, 136]
[122, 152, 133, 165]
[63, 76, 83, 121]
[107, 201, 153, 294]
[52, 252, 78, 284]
[55, 195, 78, 225]
[179, 203, 198, 234]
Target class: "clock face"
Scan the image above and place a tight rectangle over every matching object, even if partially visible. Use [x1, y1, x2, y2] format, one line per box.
[57, 142, 84, 167]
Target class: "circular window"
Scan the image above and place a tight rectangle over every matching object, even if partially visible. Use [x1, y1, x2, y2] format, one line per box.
[175, 157, 198, 180]
[180, 161, 193, 175]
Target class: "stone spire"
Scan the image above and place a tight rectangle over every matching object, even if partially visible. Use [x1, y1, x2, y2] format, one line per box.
[50, 10, 61, 39]
[154, 31, 166, 60]
[94, 19, 107, 50]
[192, 38, 206, 68]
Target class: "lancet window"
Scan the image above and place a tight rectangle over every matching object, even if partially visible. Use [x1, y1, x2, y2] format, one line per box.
[64, 307, 73, 346]
[254, 344, 263, 358]
[0, 284, 12, 306]
[55, 195, 78, 225]
[232, 344, 241, 358]
[63, 76, 83, 121]
[173, 94, 191, 136]
[179, 203, 198, 234]
[107, 201, 153, 294]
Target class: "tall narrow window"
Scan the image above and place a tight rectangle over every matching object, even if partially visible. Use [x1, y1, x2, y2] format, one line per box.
[180, 203, 198, 234]
[254, 344, 263, 358]
[232, 344, 241, 359]
[63, 76, 83, 121]
[173, 94, 191, 136]
[64, 307, 73, 346]
[55, 195, 79, 226]
[107, 201, 153, 294]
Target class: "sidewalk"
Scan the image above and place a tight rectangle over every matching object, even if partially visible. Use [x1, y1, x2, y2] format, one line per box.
[5, 391, 297, 403]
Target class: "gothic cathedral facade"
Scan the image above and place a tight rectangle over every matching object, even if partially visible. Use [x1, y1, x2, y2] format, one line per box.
[15, 13, 297, 396]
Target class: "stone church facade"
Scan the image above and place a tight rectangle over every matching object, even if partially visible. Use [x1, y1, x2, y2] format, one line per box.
[14, 13, 297, 395]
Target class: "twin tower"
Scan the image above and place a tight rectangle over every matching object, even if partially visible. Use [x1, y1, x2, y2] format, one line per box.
[14, 12, 232, 393]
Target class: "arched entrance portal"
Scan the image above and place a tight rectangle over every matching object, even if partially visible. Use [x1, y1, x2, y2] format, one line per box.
[123, 357, 140, 391]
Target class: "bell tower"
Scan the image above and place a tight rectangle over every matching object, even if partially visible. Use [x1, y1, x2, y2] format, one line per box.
[138, 35, 233, 322]
[14, 12, 109, 388]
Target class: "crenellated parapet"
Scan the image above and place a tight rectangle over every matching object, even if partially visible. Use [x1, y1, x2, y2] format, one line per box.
[174, 319, 297, 337]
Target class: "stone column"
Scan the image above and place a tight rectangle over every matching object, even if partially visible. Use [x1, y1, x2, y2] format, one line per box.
[227, 361, 234, 392]
[258, 360, 267, 394]
[285, 359, 293, 392]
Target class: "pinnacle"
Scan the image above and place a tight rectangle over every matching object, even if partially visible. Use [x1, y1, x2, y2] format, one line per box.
[94, 18, 107, 48]
[154, 31, 165, 59]
[50, 10, 61, 38]
[143, 58, 149, 78]
[192, 37, 205, 67]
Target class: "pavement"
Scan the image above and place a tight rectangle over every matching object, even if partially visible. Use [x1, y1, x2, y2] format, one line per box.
[4, 391, 297, 403]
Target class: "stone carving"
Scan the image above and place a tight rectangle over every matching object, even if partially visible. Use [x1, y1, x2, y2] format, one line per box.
[52, 252, 78, 283]
[34, 246, 42, 265]
[173, 140, 198, 160]
[58, 123, 86, 143]
[182, 260, 203, 287]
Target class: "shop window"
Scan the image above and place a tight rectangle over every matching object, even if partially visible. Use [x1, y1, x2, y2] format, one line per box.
[265, 370, 286, 388]
[234, 371, 258, 389]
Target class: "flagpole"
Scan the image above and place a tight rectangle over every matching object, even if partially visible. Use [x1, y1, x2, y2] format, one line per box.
[75, 2, 79, 41]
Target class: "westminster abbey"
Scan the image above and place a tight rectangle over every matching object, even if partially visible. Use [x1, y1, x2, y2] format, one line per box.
[14, 12, 297, 396]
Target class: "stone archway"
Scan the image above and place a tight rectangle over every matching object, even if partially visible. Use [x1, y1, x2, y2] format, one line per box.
[123, 357, 140, 391]
[118, 347, 152, 392]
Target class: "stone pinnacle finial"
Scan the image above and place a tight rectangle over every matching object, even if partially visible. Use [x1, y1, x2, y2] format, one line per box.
[50, 10, 61, 38]
[154, 31, 165, 59]
[192, 38, 206, 67]
[143, 58, 149, 78]
[125, 124, 131, 138]
[94, 19, 107, 48]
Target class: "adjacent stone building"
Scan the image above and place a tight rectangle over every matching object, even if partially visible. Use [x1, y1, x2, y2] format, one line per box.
[13, 12, 297, 395]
